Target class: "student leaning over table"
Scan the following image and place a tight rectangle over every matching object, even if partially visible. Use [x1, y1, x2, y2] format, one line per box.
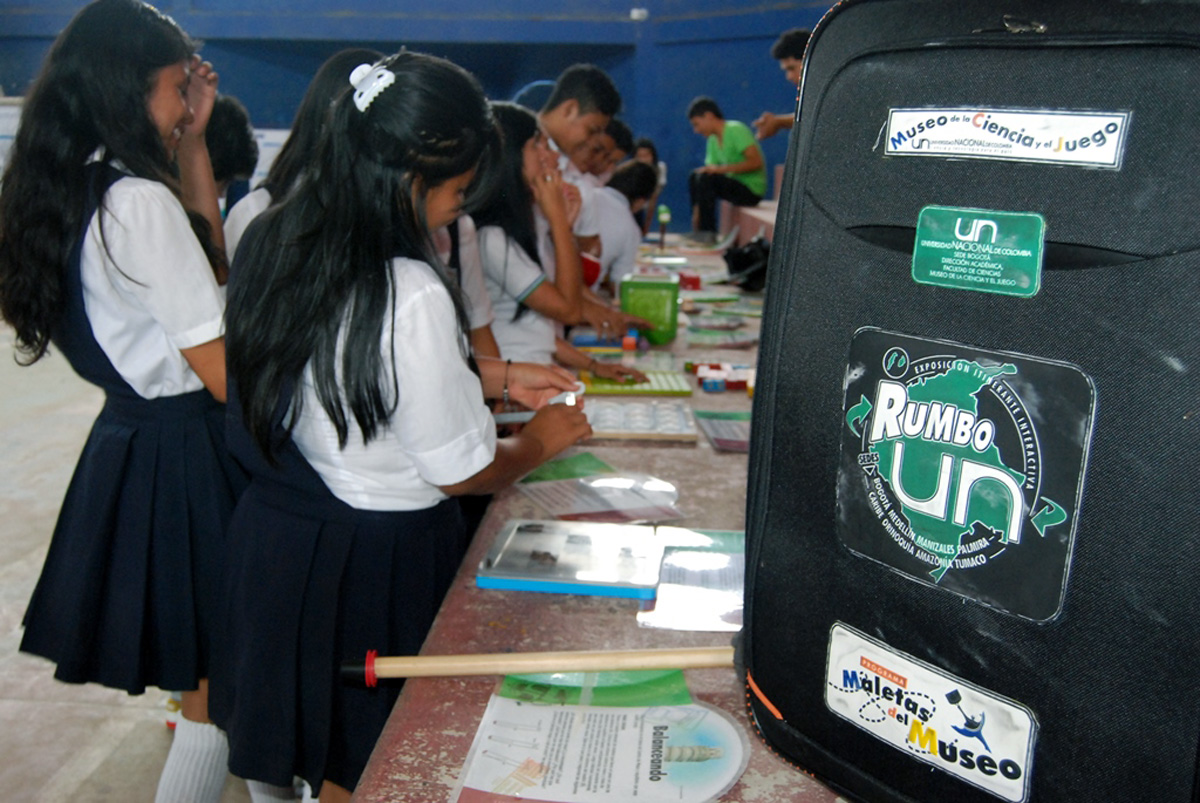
[474, 101, 647, 384]
[535, 64, 646, 334]
[212, 51, 592, 803]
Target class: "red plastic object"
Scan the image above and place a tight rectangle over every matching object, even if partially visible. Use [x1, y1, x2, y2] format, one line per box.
[581, 252, 602, 287]
[365, 649, 378, 688]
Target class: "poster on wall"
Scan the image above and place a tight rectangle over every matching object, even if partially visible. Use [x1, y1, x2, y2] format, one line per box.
[248, 127, 289, 188]
[0, 105, 287, 185]
[0, 100, 21, 170]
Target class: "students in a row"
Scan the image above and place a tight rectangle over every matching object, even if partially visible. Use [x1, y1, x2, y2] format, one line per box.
[476, 102, 645, 382]
[0, 3, 592, 801]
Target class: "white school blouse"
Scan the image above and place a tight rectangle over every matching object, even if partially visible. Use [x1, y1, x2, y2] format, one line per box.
[433, 214, 495, 331]
[223, 186, 272, 262]
[81, 175, 225, 398]
[477, 213, 559, 365]
[289, 257, 496, 511]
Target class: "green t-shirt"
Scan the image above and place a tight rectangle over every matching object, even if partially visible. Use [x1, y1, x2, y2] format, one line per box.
[704, 120, 767, 197]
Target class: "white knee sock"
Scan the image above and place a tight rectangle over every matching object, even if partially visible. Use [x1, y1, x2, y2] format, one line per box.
[155, 717, 230, 803]
[246, 779, 298, 801]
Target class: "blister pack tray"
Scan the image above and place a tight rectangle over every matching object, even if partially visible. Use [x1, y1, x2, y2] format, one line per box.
[586, 399, 698, 442]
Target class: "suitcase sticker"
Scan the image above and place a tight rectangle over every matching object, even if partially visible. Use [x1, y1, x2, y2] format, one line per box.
[837, 328, 1095, 621]
[884, 107, 1130, 169]
[825, 623, 1037, 802]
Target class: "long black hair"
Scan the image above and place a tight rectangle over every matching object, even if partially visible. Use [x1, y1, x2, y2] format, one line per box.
[226, 50, 500, 458]
[472, 101, 541, 269]
[258, 47, 383, 200]
[0, 0, 221, 364]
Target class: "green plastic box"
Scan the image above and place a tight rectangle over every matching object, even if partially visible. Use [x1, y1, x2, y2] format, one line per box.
[620, 274, 679, 345]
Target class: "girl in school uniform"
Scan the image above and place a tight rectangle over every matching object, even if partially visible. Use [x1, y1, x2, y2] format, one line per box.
[214, 52, 591, 802]
[0, 1, 242, 800]
[223, 47, 383, 260]
[475, 101, 646, 381]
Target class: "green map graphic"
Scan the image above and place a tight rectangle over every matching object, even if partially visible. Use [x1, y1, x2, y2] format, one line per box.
[872, 361, 1022, 582]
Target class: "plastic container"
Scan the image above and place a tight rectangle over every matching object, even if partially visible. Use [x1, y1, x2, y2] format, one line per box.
[620, 274, 679, 345]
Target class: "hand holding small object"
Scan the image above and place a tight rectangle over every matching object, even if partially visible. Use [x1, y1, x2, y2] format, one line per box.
[506, 362, 578, 409]
[493, 377, 585, 425]
[523, 399, 592, 450]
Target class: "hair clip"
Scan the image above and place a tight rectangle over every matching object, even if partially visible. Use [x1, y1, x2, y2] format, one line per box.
[350, 62, 395, 112]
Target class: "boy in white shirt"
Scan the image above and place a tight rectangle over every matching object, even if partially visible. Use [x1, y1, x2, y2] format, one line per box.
[593, 160, 658, 289]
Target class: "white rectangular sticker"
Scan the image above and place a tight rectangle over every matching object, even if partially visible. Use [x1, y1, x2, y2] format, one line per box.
[885, 107, 1129, 168]
[825, 624, 1037, 802]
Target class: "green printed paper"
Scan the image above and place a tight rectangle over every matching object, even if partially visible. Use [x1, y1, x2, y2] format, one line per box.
[521, 452, 615, 484]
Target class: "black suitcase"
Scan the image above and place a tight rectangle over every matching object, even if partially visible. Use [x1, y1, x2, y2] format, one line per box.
[742, 1, 1200, 801]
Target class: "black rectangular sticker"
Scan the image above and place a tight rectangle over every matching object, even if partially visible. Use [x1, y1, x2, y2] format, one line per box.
[838, 329, 1094, 621]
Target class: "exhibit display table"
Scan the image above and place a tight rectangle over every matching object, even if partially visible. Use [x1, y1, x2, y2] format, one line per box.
[354, 351, 843, 802]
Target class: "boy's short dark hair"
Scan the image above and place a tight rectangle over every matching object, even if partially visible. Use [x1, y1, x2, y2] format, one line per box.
[543, 64, 621, 117]
[771, 28, 811, 60]
[687, 96, 723, 120]
[606, 160, 658, 203]
[206, 94, 259, 184]
[606, 118, 634, 155]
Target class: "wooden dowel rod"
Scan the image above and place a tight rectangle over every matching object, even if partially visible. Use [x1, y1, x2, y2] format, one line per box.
[370, 646, 734, 679]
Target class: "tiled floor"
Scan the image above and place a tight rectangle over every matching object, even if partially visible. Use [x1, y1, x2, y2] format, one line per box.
[0, 325, 251, 802]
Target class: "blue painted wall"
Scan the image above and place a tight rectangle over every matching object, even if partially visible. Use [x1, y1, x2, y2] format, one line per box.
[0, 0, 828, 229]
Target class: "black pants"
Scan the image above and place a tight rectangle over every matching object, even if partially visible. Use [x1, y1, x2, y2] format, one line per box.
[689, 171, 762, 232]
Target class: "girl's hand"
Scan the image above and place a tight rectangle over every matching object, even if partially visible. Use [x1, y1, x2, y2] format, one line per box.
[582, 300, 652, 336]
[506, 361, 579, 410]
[529, 138, 573, 223]
[536, 141, 560, 175]
[560, 182, 582, 228]
[530, 165, 567, 221]
[522, 402, 593, 456]
[184, 55, 219, 136]
[590, 360, 648, 384]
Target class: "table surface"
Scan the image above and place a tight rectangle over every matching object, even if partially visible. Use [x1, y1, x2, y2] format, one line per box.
[354, 257, 846, 803]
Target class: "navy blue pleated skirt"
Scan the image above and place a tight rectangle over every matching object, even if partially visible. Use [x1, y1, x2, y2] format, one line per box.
[20, 389, 246, 694]
[211, 477, 463, 795]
